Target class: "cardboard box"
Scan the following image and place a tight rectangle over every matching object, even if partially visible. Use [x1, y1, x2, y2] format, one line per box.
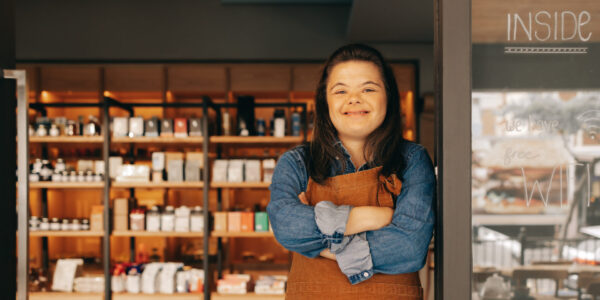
[114, 215, 128, 231]
[114, 198, 128, 216]
[227, 212, 241, 232]
[254, 212, 269, 232]
[144, 117, 159, 137]
[213, 212, 227, 232]
[167, 160, 184, 182]
[189, 118, 203, 137]
[174, 118, 188, 137]
[112, 117, 129, 137]
[90, 205, 104, 232]
[240, 212, 254, 232]
[185, 152, 204, 168]
[152, 152, 165, 171]
[185, 160, 201, 182]
[129, 117, 144, 137]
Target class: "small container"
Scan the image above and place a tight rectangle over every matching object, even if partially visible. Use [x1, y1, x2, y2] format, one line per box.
[81, 219, 90, 231]
[126, 269, 141, 294]
[273, 110, 286, 137]
[146, 206, 161, 232]
[51, 172, 62, 182]
[32, 158, 43, 174]
[77, 171, 85, 182]
[49, 124, 60, 137]
[161, 206, 175, 232]
[256, 119, 266, 136]
[61, 219, 70, 231]
[61, 170, 70, 182]
[36, 124, 47, 137]
[70, 219, 81, 231]
[69, 171, 77, 182]
[291, 112, 301, 136]
[55, 158, 66, 173]
[29, 173, 40, 182]
[93, 173, 102, 182]
[130, 209, 145, 231]
[39, 217, 50, 230]
[65, 121, 77, 136]
[29, 216, 40, 231]
[84, 115, 101, 136]
[222, 111, 231, 136]
[190, 206, 204, 232]
[28, 124, 34, 136]
[40, 160, 53, 181]
[85, 171, 94, 182]
[49, 218, 61, 231]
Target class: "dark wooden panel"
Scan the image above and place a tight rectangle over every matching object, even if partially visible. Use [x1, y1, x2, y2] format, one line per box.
[167, 65, 227, 92]
[230, 64, 291, 92]
[292, 64, 322, 92]
[40, 66, 101, 92]
[105, 65, 163, 92]
[391, 63, 416, 92]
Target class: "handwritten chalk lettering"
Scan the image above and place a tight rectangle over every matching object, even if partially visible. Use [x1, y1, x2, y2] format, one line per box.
[528, 115, 559, 132]
[504, 148, 540, 165]
[503, 119, 523, 132]
[520, 162, 591, 208]
[507, 11, 592, 42]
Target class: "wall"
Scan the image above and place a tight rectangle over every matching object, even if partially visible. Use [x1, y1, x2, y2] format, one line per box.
[15, 0, 434, 94]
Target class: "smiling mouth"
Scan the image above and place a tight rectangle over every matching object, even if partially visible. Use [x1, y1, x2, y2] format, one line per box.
[343, 111, 369, 116]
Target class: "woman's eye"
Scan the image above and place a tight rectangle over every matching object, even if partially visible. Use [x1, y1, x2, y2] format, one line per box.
[363, 88, 375, 93]
[334, 90, 346, 95]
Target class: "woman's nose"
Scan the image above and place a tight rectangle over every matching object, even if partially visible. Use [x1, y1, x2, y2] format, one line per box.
[348, 92, 361, 104]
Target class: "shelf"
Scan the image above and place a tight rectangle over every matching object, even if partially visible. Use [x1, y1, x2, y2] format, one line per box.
[112, 231, 204, 237]
[29, 182, 104, 189]
[112, 181, 204, 189]
[112, 136, 204, 144]
[113, 293, 204, 299]
[29, 231, 104, 237]
[472, 214, 567, 226]
[211, 182, 270, 189]
[210, 136, 303, 144]
[29, 292, 102, 300]
[212, 292, 284, 299]
[29, 136, 104, 143]
[211, 231, 274, 238]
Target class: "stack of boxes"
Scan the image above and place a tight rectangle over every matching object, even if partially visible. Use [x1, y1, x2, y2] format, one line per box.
[113, 199, 129, 231]
[213, 211, 269, 233]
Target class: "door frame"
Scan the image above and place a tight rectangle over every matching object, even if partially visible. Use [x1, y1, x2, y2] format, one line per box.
[434, 0, 472, 298]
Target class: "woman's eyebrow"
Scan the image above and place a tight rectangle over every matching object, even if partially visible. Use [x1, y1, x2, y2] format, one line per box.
[329, 82, 347, 92]
[361, 81, 382, 87]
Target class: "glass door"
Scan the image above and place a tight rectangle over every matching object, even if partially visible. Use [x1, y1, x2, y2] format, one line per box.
[471, 0, 600, 299]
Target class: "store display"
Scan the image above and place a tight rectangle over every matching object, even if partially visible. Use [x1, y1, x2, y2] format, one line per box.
[144, 117, 159, 137]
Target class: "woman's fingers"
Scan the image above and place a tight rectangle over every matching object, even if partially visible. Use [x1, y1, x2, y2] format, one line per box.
[298, 192, 308, 205]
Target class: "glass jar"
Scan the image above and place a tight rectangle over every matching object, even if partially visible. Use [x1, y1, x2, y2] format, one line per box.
[84, 115, 101, 136]
[55, 158, 66, 173]
[40, 160, 53, 181]
[61, 170, 69, 182]
[36, 124, 47, 137]
[146, 206, 161, 232]
[81, 219, 90, 231]
[161, 206, 175, 232]
[85, 171, 94, 182]
[70, 219, 80, 231]
[49, 218, 60, 231]
[61, 219, 70, 231]
[32, 158, 43, 174]
[65, 121, 77, 136]
[69, 171, 77, 182]
[39, 218, 50, 230]
[49, 124, 60, 137]
[29, 216, 40, 231]
[51, 171, 61, 182]
[190, 206, 204, 232]
[77, 171, 85, 182]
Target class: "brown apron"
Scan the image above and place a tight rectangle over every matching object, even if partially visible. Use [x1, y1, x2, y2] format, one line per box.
[285, 166, 423, 300]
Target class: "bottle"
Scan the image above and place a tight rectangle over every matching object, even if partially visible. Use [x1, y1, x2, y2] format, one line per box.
[256, 119, 266, 136]
[60, 219, 70, 231]
[39, 218, 50, 230]
[161, 206, 175, 232]
[85, 115, 100, 136]
[77, 116, 85, 136]
[149, 248, 161, 262]
[40, 160, 53, 181]
[81, 219, 90, 231]
[49, 124, 60, 137]
[223, 111, 231, 136]
[273, 110, 285, 137]
[29, 216, 40, 231]
[49, 218, 60, 231]
[291, 112, 301, 136]
[146, 206, 161, 232]
[36, 124, 47, 137]
[190, 206, 204, 232]
[55, 158, 66, 173]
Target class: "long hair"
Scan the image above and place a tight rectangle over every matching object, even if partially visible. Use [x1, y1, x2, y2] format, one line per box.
[306, 43, 407, 184]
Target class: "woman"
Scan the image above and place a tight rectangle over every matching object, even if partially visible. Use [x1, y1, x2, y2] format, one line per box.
[267, 44, 435, 299]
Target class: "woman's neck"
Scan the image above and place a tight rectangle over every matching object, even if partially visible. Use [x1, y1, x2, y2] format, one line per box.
[339, 137, 366, 169]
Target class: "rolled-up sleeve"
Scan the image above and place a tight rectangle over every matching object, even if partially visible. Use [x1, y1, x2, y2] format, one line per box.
[267, 150, 331, 258]
[367, 145, 435, 274]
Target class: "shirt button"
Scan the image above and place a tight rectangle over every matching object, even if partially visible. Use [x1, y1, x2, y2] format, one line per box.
[363, 272, 369, 277]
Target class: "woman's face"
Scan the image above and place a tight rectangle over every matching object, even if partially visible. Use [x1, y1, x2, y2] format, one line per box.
[326, 60, 387, 142]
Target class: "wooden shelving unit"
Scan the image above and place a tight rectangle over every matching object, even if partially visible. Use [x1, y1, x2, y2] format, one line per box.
[211, 293, 283, 300]
[211, 182, 270, 189]
[112, 231, 204, 237]
[29, 231, 104, 237]
[211, 231, 274, 238]
[29, 136, 104, 143]
[112, 136, 204, 144]
[29, 182, 104, 189]
[210, 136, 302, 144]
[29, 292, 102, 300]
[112, 181, 204, 189]
[113, 294, 204, 300]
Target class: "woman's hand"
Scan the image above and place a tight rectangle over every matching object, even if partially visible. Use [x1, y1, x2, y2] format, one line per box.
[344, 206, 394, 235]
[319, 248, 336, 260]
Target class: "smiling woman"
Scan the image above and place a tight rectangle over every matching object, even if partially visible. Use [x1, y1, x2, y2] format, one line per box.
[267, 44, 435, 299]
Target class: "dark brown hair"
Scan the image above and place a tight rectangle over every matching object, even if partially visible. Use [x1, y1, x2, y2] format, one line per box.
[306, 43, 407, 183]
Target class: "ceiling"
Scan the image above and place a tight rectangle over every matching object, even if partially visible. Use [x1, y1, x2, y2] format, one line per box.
[221, 0, 434, 43]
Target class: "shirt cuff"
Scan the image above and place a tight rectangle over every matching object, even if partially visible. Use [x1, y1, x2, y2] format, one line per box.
[334, 232, 374, 285]
[314, 201, 352, 245]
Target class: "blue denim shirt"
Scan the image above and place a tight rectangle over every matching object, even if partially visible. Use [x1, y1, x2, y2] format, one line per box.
[267, 140, 435, 284]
